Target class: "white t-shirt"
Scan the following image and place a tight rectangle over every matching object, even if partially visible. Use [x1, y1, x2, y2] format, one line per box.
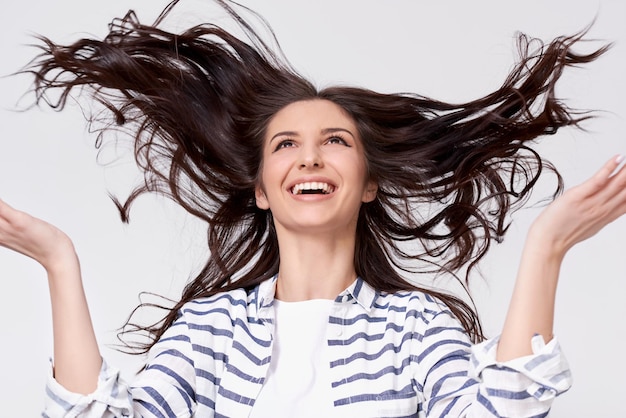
[249, 299, 335, 418]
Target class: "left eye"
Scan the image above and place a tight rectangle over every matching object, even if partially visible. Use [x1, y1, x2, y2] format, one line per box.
[327, 136, 348, 146]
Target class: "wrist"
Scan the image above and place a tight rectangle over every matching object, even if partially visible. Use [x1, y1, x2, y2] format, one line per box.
[43, 236, 80, 281]
[526, 222, 569, 262]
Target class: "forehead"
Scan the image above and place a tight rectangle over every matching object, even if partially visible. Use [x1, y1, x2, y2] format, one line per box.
[265, 99, 357, 135]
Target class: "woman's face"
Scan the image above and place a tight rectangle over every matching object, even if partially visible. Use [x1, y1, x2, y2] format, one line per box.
[255, 99, 377, 235]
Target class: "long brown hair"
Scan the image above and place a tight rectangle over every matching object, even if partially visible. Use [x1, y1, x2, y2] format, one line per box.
[24, 0, 607, 349]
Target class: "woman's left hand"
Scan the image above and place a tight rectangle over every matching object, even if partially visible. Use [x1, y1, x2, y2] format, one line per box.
[498, 155, 626, 361]
[530, 155, 626, 258]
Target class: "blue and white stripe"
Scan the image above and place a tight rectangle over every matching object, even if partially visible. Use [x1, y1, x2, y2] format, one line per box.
[44, 276, 571, 417]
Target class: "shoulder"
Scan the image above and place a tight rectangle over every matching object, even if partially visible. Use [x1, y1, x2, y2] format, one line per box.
[374, 288, 463, 331]
[375, 289, 473, 364]
[377, 288, 453, 316]
[185, 287, 250, 309]
[176, 286, 255, 326]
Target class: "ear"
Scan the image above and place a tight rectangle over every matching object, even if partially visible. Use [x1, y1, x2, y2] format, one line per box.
[255, 184, 270, 210]
[362, 180, 378, 203]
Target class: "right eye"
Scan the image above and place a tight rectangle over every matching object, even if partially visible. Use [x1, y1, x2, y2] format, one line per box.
[274, 139, 295, 152]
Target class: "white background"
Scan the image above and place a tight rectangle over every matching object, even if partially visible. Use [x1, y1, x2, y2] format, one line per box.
[0, 1, 625, 416]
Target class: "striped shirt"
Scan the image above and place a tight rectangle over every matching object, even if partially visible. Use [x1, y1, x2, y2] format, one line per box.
[44, 277, 571, 417]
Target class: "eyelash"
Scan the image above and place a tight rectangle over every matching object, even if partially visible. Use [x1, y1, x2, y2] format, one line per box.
[326, 134, 349, 146]
[274, 139, 295, 151]
[272, 134, 350, 152]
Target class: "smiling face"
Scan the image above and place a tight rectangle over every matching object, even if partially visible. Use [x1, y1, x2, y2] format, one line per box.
[255, 99, 377, 236]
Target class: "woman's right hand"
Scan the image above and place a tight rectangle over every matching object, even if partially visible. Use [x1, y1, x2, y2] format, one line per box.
[0, 198, 102, 394]
[0, 198, 75, 272]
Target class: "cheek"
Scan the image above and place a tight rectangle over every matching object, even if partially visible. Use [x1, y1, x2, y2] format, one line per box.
[261, 152, 293, 184]
[353, 156, 375, 201]
[348, 155, 370, 184]
[254, 154, 284, 209]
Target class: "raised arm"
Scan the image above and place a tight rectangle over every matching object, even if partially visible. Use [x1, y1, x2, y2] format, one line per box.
[497, 155, 626, 361]
[0, 199, 101, 393]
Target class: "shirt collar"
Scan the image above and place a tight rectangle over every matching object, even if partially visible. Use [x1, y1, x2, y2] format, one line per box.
[256, 275, 278, 314]
[335, 277, 379, 312]
[251, 275, 379, 320]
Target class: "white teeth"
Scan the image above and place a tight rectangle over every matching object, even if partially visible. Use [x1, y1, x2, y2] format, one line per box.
[291, 182, 334, 195]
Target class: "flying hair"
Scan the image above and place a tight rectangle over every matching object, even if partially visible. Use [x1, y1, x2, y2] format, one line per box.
[23, 0, 609, 348]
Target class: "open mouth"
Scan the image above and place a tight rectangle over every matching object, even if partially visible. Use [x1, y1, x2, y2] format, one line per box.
[291, 182, 335, 195]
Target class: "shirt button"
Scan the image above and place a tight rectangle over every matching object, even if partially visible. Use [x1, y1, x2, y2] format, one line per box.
[336, 328, 343, 336]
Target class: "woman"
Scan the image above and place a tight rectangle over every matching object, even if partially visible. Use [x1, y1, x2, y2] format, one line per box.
[0, 0, 623, 416]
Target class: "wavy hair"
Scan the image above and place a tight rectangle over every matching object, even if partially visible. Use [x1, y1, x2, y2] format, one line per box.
[24, 0, 608, 348]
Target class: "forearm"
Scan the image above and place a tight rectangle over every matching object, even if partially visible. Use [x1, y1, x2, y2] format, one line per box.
[497, 156, 626, 361]
[46, 240, 102, 394]
[0, 200, 102, 393]
[496, 227, 565, 362]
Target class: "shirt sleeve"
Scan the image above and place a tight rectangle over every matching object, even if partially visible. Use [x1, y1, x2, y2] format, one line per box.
[43, 312, 198, 418]
[468, 334, 572, 416]
[415, 307, 572, 418]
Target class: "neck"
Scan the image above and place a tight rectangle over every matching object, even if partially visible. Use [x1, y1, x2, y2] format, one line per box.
[274, 227, 357, 301]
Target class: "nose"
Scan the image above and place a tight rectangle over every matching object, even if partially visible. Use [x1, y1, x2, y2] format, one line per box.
[298, 143, 323, 169]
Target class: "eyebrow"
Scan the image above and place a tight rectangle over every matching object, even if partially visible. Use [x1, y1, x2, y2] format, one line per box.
[269, 127, 356, 143]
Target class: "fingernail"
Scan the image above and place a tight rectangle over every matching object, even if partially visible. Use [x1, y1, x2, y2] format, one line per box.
[616, 154, 624, 164]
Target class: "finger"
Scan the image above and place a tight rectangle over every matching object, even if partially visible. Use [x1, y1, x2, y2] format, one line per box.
[0, 198, 15, 215]
[0, 200, 11, 223]
[601, 154, 626, 199]
[0, 199, 18, 222]
[592, 164, 626, 223]
[598, 154, 624, 180]
[577, 155, 626, 198]
[606, 173, 626, 215]
[609, 154, 626, 176]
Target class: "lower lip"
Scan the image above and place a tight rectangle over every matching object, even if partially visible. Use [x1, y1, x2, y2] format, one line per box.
[289, 190, 335, 201]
